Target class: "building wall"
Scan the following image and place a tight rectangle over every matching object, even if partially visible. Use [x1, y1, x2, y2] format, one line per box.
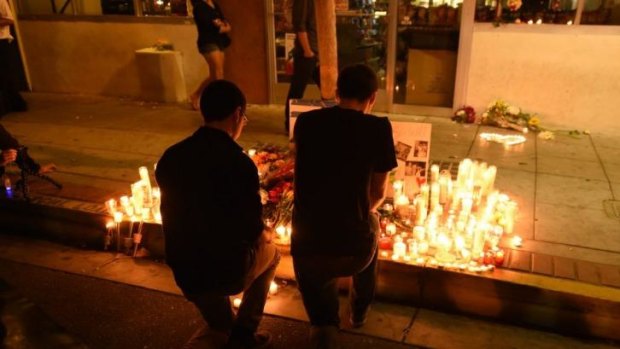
[466, 24, 620, 133]
[17, 0, 268, 103]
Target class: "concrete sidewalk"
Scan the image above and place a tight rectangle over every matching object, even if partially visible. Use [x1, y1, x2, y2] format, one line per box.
[1, 234, 617, 349]
[0, 93, 619, 346]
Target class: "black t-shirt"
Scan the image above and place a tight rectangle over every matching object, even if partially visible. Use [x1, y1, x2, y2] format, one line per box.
[292, 0, 318, 55]
[155, 127, 263, 295]
[292, 106, 397, 257]
[193, 1, 230, 52]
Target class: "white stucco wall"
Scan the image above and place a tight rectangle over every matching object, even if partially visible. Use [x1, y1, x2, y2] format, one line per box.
[18, 19, 206, 100]
[466, 24, 620, 133]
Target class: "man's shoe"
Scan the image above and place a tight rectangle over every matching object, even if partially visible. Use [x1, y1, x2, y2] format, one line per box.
[309, 326, 340, 349]
[349, 313, 368, 328]
[226, 331, 272, 349]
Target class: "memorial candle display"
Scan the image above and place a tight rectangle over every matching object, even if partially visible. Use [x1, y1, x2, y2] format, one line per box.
[387, 158, 517, 272]
[103, 166, 162, 256]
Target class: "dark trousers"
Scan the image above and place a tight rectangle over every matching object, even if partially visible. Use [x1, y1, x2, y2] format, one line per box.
[186, 242, 280, 340]
[293, 216, 379, 327]
[284, 54, 320, 132]
[0, 40, 26, 117]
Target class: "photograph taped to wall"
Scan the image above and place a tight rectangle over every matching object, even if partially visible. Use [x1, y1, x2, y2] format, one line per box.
[395, 141, 412, 161]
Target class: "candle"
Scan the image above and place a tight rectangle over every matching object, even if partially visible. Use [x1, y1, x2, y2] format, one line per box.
[420, 184, 430, 205]
[418, 240, 429, 254]
[104, 221, 114, 250]
[105, 199, 117, 215]
[392, 235, 406, 259]
[386, 223, 397, 236]
[392, 180, 404, 196]
[248, 149, 257, 157]
[414, 197, 427, 226]
[430, 183, 440, 211]
[275, 225, 286, 240]
[113, 211, 123, 252]
[512, 235, 523, 248]
[233, 298, 242, 308]
[378, 235, 393, 250]
[139, 166, 151, 188]
[472, 222, 487, 256]
[438, 172, 452, 205]
[457, 159, 472, 186]
[413, 226, 425, 240]
[269, 281, 278, 295]
[408, 239, 418, 258]
[129, 216, 137, 238]
[430, 164, 439, 184]
[120, 196, 130, 208]
[154, 212, 162, 224]
[395, 194, 410, 207]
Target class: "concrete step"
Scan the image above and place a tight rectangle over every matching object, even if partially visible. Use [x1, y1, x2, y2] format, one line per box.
[1, 194, 619, 342]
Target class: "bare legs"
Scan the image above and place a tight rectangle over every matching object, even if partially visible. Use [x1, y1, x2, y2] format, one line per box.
[190, 50, 225, 110]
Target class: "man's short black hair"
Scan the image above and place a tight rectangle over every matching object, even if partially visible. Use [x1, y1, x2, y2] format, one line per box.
[337, 64, 378, 102]
[200, 80, 246, 122]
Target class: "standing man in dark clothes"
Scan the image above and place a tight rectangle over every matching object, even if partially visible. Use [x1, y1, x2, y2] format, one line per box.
[284, 0, 320, 133]
[0, 0, 27, 117]
[155, 80, 279, 349]
[292, 64, 397, 349]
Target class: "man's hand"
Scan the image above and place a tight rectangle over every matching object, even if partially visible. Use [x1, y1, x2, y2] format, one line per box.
[38, 163, 57, 175]
[1, 149, 17, 166]
[259, 227, 275, 244]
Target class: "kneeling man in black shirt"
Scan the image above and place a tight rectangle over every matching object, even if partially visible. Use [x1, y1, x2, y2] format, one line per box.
[292, 64, 398, 348]
[156, 80, 279, 349]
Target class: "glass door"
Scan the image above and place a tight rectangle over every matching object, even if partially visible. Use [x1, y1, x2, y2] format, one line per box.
[388, 0, 464, 114]
[267, 0, 391, 104]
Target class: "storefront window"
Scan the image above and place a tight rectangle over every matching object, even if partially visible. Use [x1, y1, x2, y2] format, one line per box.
[474, 0, 620, 24]
[581, 0, 620, 24]
[15, 0, 188, 16]
[475, 0, 577, 24]
[394, 0, 462, 107]
[272, 0, 389, 87]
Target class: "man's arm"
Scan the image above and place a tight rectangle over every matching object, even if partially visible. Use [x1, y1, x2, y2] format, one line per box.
[0, 0, 14, 26]
[369, 172, 389, 212]
[0, 17, 13, 26]
[292, 0, 314, 57]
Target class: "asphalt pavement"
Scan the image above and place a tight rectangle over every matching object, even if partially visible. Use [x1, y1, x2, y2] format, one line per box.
[0, 257, 419, 349]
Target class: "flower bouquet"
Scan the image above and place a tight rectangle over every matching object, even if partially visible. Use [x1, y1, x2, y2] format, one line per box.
[452, 106, 476, 124]
[481, 100, 545, 133]
[249, 145, 295, 244]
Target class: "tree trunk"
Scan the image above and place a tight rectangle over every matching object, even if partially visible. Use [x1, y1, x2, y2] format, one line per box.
[314, 0, 338, 100]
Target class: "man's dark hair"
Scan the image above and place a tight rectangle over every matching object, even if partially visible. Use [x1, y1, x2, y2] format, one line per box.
[337, 64, 378, 102]
[200, 80, 246, 122]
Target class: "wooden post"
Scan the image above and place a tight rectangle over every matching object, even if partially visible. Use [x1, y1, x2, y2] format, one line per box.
[314, 0, 338, 100]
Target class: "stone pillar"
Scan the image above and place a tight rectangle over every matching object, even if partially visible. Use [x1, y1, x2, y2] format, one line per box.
[314, 0, 338, 100]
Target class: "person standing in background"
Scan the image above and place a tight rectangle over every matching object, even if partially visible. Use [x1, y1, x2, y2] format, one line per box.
[284, 0, 320, 133]
[188, 0, 232, 111]
[0, 0, 27, 117]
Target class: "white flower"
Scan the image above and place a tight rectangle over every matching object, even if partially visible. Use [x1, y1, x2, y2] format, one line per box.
[507, 106, 520, 115]
[538, 131, 555, 140]
[487, 100, 498, 109]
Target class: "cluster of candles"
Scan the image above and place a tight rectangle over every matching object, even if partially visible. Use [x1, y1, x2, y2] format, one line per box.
[104, 166, 162, 255]
[381, 158, 520, 273]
